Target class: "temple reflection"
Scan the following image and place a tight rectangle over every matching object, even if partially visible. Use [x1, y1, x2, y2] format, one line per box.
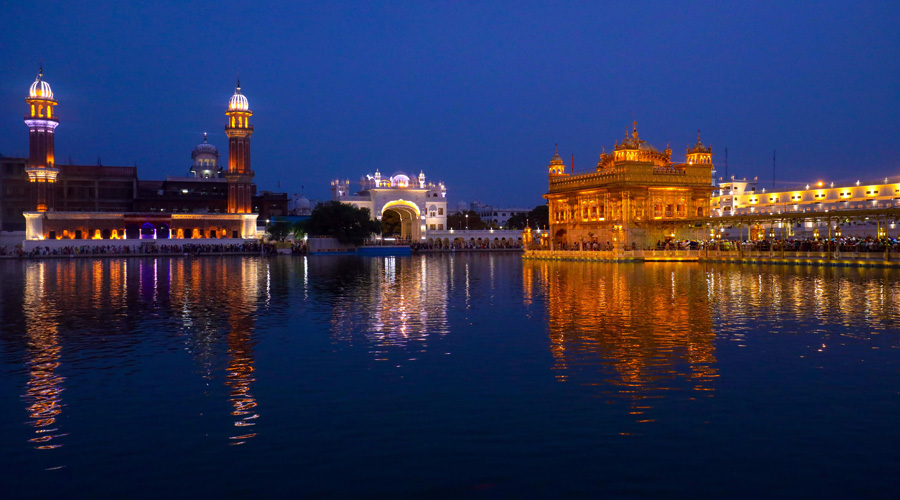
[525, 260, 718, 419]
[224, 259, 262, 444]
[166, 258, 265, 444]
[313, 255, 449, 360]
[16, 256, 268, 448]
[23, 261, 67, 450]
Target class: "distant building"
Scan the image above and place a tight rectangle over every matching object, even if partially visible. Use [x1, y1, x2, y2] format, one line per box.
[544, 122, 714, 248]
[469, 201, 530, 228]
[331, 169, 447, 240]
[1, 68, 287, 244]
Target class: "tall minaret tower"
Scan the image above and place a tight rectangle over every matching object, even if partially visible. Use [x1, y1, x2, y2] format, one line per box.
[24, 66, 60, 212]
[225, 79, 254, 214]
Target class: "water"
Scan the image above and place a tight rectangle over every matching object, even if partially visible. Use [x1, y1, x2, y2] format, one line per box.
[0, 255, 898, 498]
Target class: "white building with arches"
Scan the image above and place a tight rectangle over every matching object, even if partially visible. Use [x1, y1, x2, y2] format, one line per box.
[331, 170, 448, 241]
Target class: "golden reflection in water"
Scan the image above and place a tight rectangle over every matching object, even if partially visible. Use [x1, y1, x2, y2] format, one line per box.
[326, 256, 449, 359]
[223, 259, 262, 445]
[525, 260, 717, 419]
[23, 261, 67, 450]
[705, 265, 900, 337]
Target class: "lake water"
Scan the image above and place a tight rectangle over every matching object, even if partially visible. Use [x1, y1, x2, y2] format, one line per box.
[1, 254, 898, 499]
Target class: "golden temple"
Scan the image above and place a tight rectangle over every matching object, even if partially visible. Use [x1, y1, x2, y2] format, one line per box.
[544, 122, 714, 249]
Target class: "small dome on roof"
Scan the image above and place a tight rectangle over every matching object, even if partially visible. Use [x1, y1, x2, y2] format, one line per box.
[28, 66, 53, 100]
[228, 79, 249, 111]
[192, 133, 219, 159]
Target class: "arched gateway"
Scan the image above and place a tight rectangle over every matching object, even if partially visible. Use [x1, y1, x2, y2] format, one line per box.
[331, 170, 448, 241]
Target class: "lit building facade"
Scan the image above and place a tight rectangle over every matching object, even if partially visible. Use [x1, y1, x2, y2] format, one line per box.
[544, 123, 715, 248]
[711, 177, 900, 217]
[331, 170, 448, 240]
[10, 69, 265, 246]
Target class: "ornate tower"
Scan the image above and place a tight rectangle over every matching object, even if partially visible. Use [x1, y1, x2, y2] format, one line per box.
[24, 66, 60, 212]
[225, 79, 254, 214]
[548, 145, 567, 178]
[686, 130, 713, 166]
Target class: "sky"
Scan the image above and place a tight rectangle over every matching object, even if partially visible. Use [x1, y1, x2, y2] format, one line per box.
[1, 0, 899, 208]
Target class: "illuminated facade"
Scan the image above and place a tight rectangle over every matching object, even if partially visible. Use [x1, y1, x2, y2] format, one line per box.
[544, 123, 714, 248]
[331, 170, 448, 240]
[14, 69, 260, 246]
[712, 177, 900, 217]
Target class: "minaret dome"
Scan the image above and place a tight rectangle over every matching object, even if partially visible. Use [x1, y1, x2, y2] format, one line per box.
[229, 80, 250, 111]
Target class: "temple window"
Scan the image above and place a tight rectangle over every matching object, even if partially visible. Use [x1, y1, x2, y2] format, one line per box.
[31, 104, 35, 117]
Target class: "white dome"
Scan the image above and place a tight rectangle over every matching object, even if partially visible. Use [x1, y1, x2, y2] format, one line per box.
[298, 196, 311, 210]
[229, 80, 249, 111]
[29, 69, 53, 99]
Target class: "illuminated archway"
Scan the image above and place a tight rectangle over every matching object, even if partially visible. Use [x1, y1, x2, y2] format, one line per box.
[380, 199, 422, 241]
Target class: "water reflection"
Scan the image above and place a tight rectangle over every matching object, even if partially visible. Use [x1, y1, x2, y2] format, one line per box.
[702, 264, 900, 341]
[312, 255, 449, 361]
[525, 261, 718, 419]
[13, 257, 269, 449]
[224, 259, 262, 445]
[23, 261, 67, 450]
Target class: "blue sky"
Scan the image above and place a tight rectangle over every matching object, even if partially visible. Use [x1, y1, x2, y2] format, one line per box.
[1, 1, 898, 207]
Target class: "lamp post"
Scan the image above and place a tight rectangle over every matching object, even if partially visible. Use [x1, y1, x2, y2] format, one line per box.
[465, 213, 469, 230]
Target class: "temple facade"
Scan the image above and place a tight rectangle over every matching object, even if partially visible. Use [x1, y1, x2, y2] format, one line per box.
[331, 170, 448, 241]
[8, 69, 272, 246]
[544, 122, 714, 249]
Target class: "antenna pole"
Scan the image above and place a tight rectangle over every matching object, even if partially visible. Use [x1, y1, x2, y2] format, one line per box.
[773, 149, 776, 190]
[724, 147, 728, 182]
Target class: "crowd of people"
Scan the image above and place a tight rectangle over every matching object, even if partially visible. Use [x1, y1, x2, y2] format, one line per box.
[0, 242, 278, 258]
[411, 240, 523, 251]
[547, 236, 900, 254]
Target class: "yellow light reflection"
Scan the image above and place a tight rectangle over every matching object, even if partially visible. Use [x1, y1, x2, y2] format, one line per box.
[525, 260, 718, 420]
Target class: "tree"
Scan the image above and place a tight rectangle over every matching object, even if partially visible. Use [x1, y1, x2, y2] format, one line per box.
[507, 205, 549, 230]
[507, 212, 528, 230]
[529, 205, 549, 229]
[291, 221, 306, 240]
[266, 219, 292, 242]
[381, 210, 402, 237]
[447, 210, 487, 230]
[303, 201, 382, 246]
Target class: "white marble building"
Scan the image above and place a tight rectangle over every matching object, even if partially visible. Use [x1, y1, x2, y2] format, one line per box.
[331, 170, 447, 240]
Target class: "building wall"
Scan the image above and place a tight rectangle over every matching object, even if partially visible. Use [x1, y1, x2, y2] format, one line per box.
[712, 179, 900, 216]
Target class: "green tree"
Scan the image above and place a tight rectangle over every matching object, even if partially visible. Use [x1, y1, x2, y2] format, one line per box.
[506, 212, 528, 230]
[304, 201, 382, 245]
[266, 219, 292, 242]
[528, 205, 549, 229]
[291, 221, 306, 240]
[447, 210, 487, 230]
[506, 205, 549, 230]
[381, 210, 402, 237]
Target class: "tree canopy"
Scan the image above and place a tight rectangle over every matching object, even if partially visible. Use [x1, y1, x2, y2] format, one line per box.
[506, 205, 549, 230]
[447, 210, 488, 230]
[265, 219, 293, 242]
[302, 201, 382, 245]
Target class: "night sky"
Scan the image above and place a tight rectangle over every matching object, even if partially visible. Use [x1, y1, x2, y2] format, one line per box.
[2, 1, 898, 208]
